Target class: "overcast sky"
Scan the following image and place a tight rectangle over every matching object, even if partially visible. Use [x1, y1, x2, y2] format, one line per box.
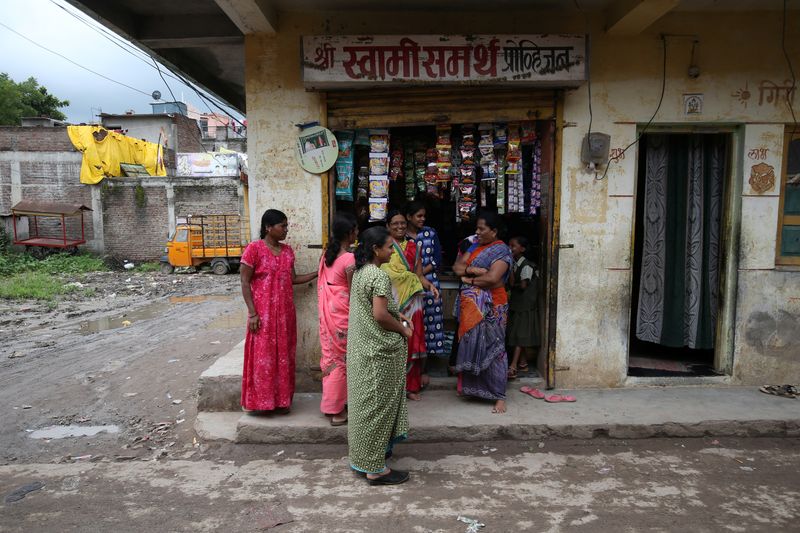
[0, 0, 242, 124]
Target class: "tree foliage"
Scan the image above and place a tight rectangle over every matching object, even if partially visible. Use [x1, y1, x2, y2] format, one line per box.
[0, 73, 69, 125]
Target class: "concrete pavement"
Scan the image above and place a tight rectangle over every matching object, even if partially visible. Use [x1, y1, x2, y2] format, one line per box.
[197, 386, 800, 444]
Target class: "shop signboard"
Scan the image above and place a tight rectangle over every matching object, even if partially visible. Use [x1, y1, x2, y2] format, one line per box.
[302, 34, 586, 88]
[294, 125, 339, 174]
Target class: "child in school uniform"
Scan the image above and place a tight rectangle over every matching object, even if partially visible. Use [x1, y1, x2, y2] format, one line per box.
[506, 236, 540, 379]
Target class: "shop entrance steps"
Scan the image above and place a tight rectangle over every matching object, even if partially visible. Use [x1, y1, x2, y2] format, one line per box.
[195, 343, 800, 445]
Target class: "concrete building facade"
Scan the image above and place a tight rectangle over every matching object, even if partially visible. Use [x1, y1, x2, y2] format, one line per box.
[63, 0, 799, 389]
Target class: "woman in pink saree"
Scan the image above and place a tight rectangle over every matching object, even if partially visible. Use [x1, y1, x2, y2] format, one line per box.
[318, 213, 358, 425]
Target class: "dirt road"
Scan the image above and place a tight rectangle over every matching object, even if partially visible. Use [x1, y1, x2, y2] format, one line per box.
[0, 270, 245, 465]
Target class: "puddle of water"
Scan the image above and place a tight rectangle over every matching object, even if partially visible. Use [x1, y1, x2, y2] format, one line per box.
[29, 424, 120, 439]
[209, 309, 247, 330]
[78, 302, 171, 334]
[77, 293, 235, 334]
[169, 294, 234, 304]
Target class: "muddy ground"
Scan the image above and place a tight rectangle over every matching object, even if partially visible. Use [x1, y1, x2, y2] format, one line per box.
[0, 269, 245, 465]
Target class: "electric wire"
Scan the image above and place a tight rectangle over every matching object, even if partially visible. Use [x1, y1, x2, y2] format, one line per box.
[596, 35, 668, 181]
[782, 0, 798, 136]
[47, 0, 184, 85]
[0, 20, 152, 98]
[151, 56, 211, 154]
[47, 0, 245, 127]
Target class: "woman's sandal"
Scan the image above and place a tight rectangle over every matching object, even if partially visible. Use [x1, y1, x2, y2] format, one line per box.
[367, 469, 410, 486]
[520, 386, 545, 399]
[330, 416, 348, 426]
[518, 362, 529, 374]
[544, 394, 577, 403]
[507, 367, 518, 380]
[759, 385, 798, 398]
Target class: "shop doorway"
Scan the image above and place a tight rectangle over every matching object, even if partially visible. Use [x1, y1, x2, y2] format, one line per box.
[629, 132, 731, 377]
[325, 88, 560, 387]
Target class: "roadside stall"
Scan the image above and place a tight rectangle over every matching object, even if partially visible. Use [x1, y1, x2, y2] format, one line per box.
[11, 201, 92, 257]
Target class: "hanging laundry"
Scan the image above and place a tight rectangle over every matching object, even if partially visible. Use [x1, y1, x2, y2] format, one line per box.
[67, 125, 166, 184]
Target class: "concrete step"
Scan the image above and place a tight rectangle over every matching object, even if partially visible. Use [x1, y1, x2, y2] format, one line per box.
[194, 387, 800, 445]
[197, 340, 544, 411]
[198, 340, 244, 411]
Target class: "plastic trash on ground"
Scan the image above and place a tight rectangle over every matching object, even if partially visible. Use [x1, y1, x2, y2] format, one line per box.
[457, 516, 485, 532]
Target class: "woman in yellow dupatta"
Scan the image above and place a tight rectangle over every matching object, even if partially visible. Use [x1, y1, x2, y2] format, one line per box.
[382, 210, 440, 400]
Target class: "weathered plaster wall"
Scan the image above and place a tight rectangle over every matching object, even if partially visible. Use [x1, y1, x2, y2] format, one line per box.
[557, 12, 799, 387]
[245, 9, 799, 384]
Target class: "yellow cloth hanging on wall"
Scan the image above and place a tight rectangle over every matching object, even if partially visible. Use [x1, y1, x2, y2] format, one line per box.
[67, 125, 166, 184]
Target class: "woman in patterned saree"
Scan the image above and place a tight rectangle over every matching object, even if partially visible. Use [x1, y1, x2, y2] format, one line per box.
[404, 202, 446, 387]
[383, 210, 440, 401]
[453, 212, 513, 414]
[347, 226, 414, 485]
[240, 209, 318, 413]
[317, 213, 358, 426]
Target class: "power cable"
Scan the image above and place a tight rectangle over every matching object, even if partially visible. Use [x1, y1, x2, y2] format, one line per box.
[0, 20, 152, 98]
[47, 0, 185, 85]
[48, 0, 245, 128]
[596, 35, 668, 181]
[151, 56, 210, 154]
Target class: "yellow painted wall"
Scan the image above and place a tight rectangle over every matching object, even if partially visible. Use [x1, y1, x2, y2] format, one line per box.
[244, 9, 799, 386]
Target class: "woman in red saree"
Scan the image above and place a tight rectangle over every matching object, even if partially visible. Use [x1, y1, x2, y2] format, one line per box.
[240, 209, 317, 412]
[382, 210, 440, 401]
[317, 213, 358, 425]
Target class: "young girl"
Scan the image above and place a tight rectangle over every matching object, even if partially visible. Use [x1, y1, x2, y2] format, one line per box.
[506, 236, 540, 380]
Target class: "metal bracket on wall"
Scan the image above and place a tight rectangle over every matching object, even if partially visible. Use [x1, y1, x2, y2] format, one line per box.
[307, 244, 324, 249]
[559, 243, 575, 249]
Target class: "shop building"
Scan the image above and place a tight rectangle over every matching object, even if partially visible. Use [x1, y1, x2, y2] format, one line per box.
[70, 1, 799, 389]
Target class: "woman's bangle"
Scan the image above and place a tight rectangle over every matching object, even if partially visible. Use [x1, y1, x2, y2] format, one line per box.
[248, 312, 258, 318]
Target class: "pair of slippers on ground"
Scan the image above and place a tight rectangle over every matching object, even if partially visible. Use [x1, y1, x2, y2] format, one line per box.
[520, 386, 576, 403]
[759, 384, 798, 399]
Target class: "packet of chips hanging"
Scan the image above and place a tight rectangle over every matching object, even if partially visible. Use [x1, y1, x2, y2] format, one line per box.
[369, 175, 389, 198]
[369, 153, 389, 176]
[436, 124, 452, 149]
[368, 198, 388, 222]
[334, 131, 355, 201]
[369, 129, 390, 153]
[354, 129, 371, 146]
[357, 166, 369, 200]
[494, 124, 508, 148]
[521, 121, 536, 144]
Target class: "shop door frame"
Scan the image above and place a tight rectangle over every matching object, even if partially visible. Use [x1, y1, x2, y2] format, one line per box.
[627, 125, 742, 377]
[320, 89, 565, 389]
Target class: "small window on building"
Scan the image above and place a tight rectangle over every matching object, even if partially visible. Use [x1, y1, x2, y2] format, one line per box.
[777, 127, 800, 266]
[200, 118, 209, 138]
[175, 229, 189, 243]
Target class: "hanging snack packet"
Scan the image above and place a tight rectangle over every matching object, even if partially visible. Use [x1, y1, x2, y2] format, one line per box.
[368, 198, 388, 222]
[521, 121, 536, 144]
[436, 125, 452, 149]
[494, 124, 508, 148]
[334, 130, 355, 201]
[461, 148, 475, 166]
[369, 175, 389, 198]
[458, 183, 476, 202]
[369, 153, 389, 175]
[369, 130, 390, 153]
[354, 129, 371, 146]
[357, 166, 369, 200]
[437, 165, 451, 183]
[460, 165, 476, 183]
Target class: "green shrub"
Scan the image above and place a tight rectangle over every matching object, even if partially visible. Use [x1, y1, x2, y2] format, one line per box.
[134, 261, 161, 272]
[0, 272, 79, 300]
[0, 251, 107, 277]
